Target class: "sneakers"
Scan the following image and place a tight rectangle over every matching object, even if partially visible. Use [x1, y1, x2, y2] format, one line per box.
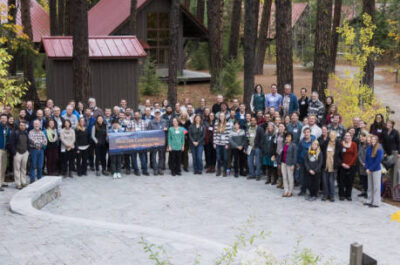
[158, 170, 164, 176]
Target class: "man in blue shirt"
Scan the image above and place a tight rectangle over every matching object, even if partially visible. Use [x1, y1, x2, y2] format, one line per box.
[0, 114, 10, 191]
[265, 84, 282, 112]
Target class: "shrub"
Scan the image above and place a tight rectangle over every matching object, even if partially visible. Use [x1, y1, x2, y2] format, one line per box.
[139, 58, 163, 96]
[222, 59, 242, 100]
[327, 14, 386, 128]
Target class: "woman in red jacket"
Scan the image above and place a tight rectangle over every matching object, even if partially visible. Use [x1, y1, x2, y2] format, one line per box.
[338, 131, 358, 201]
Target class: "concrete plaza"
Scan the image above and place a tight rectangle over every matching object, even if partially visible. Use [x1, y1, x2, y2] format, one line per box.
[1, 170, 399, 265]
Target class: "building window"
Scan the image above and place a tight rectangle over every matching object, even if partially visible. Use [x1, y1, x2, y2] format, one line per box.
[147, 12, 169, 66]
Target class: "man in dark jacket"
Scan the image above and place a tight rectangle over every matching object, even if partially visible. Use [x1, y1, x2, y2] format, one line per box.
[0, 114, 10, 191]
[10, 121, 30, 189]
[296, 127, 316, 196]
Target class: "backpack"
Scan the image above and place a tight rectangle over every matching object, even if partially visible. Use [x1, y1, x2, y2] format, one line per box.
[382, 179, 392, 199]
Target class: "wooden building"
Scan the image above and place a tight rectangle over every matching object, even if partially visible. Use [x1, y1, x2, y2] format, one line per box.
[88, 0, 208, 70]
[42, 36, 146, 109]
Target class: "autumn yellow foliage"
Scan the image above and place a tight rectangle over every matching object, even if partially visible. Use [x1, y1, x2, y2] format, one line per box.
[326, 14, 386, 128]
[391, 211, 400, 223]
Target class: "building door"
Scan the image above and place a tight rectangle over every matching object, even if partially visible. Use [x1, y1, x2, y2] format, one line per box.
[147, 12, 170, 66]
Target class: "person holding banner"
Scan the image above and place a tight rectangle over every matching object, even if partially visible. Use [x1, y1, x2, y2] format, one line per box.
[148, 110, 168, 175]
[130, 111, 149, 176]
[109, 120, 125, 179]
[168, 118, 185, 176]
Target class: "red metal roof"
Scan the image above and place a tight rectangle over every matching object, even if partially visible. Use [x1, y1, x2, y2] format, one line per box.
[42, 36, 147, 59]
[262, 3, 308, 39]
[88, 0, 150, 36]
[0, 0, 50, 43]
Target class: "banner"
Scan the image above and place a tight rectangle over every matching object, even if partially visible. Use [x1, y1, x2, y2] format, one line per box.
[108, 130, 165, 155]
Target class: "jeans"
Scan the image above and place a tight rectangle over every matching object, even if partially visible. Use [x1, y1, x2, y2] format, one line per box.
[298, 163, 307, 193]
[110, 155, 122, 174]
[29, 149, 44, 183]
[322, 171, 335, 198]
[151, 148, 165, 171]
[215, 145, 227, 170]
[131, 152, 148, 173]
[247, 148, 261, 177]
[191, 145, 204, 173]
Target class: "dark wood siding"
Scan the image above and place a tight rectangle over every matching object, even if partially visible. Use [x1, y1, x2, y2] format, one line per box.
[113, 0, 184, 71]
[47, 59, 139, 110]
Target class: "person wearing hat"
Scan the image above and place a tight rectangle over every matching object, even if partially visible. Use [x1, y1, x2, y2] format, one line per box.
[108, 119, 124, 179]
[148, 109, 168, 175]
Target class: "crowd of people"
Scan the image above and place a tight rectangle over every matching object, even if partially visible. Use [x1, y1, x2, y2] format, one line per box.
[0, 83, 399, 208]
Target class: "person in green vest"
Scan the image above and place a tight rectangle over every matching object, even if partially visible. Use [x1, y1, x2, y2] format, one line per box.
[168, 118, 185, 176]
[250, 84, 265, 114]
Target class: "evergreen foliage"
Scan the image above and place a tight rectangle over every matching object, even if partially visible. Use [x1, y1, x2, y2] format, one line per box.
[139, 58, 163, 96]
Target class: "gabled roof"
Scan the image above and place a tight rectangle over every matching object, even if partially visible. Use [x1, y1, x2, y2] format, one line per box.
[0, 0, 50, 43]
[42, 36, 147, 60]
[88, 0, 147, 36]
[265, 3, 309, 39]
[88, 0, 207, 39]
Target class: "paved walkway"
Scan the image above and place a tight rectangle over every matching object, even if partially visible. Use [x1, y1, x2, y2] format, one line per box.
[1, 170, 397, 265]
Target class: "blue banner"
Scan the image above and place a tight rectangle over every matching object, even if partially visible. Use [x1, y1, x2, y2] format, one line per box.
[108, 130, 166, 155]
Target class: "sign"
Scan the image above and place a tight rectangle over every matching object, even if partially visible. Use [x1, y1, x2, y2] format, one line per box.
[109, 130, 165, 155]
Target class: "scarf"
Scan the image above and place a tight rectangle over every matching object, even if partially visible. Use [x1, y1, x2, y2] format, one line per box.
[46, 128, 56, 143]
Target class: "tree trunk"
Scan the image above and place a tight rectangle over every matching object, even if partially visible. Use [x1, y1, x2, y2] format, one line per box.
[58, 0, 65, 35]
[227, 0, 242, 60]
[129, 0, 137, 34]
[21, 0, 39, 103]
[362, 0, 375, 91]
[71, 0, 90, 103]
[311, 0, 332, 99]
[7, 0, 17, 75]
[49, 0, 58, 35]
[207, 0, 224, 92]
[275, 0, 293, 94]
[255, 0, 272, 75]
[329, 0, 342, 73]
[243, 0, 260, 108]
[168, 0, 180, 106]
[196, 0, 205, 23]
[64, 0, 72, 35]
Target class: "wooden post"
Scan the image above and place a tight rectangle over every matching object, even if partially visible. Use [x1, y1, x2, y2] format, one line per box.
[350, 243, 363, 265]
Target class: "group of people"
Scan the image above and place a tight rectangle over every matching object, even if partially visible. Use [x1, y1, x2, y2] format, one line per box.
[0, 83, 398, 208]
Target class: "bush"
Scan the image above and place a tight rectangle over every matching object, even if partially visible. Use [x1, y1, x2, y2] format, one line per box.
[222, 59, 242, 99]
[188, 42, 209, 70]
[139, 58, 163, 96]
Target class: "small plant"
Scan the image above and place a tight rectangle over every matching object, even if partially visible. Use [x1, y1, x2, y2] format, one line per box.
[139, 58, 163, 96]
[188, 42, 209, 70]
[138, 237, 172, 265]
[222, 59, 242, 100]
